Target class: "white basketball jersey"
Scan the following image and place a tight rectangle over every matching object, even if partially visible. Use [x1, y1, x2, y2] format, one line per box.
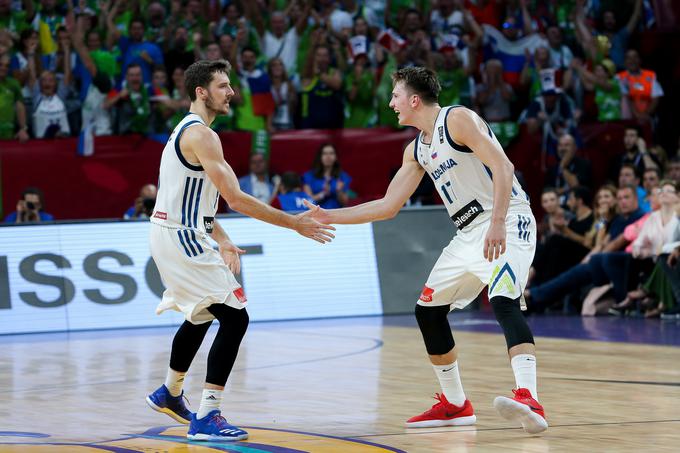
[150, 113, 220, 253]
[414, 106, 529, 231]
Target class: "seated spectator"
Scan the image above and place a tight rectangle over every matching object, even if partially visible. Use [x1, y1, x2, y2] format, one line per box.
[642, 167, 661, 212]
[299, 43, 344, 129]
[32, 70, 71, 138]
[108, 64, 152, 135]
[4, 187, 54, 223]
[163, 66, 191, 130]
[303, 143, 352, 209]
[609, 126, 660, 188]
[582, 184, 618, 253]
[0, 54, 30, 141]
[271, 172, 315, 212]
[435, 35, 476, 108]
[268, 58, 296, 131]
[545, 133, 592, 200]
[572, 58, 621, 122]
[526, 184, 645, 309]
[532, 186, 595, 287]
[537, 187, 561, 242]
[666, 156, 680, 182]
[124, 184, 158, 220]
[476, 59, 513, 122]
[149, 66, 172, 134]
[618, 49, 664, 127]
[618, 163, 650, 213]
[238, 153, 274, 204]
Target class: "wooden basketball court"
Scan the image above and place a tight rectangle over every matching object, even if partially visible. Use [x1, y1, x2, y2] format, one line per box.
[1, 314, 679, 452]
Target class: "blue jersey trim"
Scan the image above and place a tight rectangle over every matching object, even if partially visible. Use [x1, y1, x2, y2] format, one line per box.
[186, 177, 198, 228]
[444, 106, 474, 153]
[193, 178, 204, 228]
[413, 136, 419, 164]
[177, 230, 192, 256]
[190, 230, 204, 254]
[174, 120, 204, 171]
[183, 229, 197, 255]
[181, 177, 190, 226]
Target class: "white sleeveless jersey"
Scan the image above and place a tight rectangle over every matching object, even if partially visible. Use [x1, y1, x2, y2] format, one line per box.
[150, 113, 221, 250]
[414, 106, 529, 231]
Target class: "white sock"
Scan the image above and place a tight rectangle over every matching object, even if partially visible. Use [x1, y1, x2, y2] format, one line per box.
[197, 388, 223, 419]
[511, 354, 538, 400]
[432, 362, 466, 406]
[164, 369, 186, 397]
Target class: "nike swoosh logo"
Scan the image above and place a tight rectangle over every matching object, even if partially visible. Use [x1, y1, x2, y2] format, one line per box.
[528, 405, 542, 412]
[445, 412, 459, 417]
[442, 367, 454, 372]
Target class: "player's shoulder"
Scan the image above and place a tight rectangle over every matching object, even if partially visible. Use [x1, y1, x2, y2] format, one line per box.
[182, 122, 219, 146]
[444, 104, 477, 124]
[403, 138, 418, 160]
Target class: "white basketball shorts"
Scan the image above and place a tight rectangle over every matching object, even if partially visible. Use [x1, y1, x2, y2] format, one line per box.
[417, 207, 536, 309]
[150, 223, 246, 324]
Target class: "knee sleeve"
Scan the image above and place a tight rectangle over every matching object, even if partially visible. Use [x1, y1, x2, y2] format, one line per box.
[169, 320, 212, 372]
[205, 305, 249, 386]
[415, 304, 455, 355]
[490, 296, 534, 349]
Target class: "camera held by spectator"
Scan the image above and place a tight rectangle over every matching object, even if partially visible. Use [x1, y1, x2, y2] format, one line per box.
[124, 184, 158, 219]
[4, 187, 54, 223]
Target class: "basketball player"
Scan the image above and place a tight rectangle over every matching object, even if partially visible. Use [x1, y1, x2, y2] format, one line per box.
[304, 67, 547, 434]
[146, 59, 335, 442]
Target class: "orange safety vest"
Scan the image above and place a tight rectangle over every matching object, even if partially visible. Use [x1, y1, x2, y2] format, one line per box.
[617, 69, 656, 114]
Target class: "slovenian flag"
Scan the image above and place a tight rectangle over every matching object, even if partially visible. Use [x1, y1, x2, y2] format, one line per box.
[246, 70, 275, 117]
[482, 24, 548, 88]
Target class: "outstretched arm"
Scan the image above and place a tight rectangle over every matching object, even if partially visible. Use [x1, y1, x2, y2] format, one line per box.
[184, 126, 335, 243]
[449, 108, 514, 261]
[305, 141, 425, 224]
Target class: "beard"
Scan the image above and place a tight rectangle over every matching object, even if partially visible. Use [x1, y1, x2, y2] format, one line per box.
[205, 92, 229, 115]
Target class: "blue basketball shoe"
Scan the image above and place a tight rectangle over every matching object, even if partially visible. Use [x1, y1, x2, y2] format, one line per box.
[187, 410, 249, 441]
[145, 385, 193, 424]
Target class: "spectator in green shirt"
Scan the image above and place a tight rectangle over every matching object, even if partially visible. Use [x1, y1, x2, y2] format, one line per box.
[0, 55, 30, 141]
[344, 53, 376, 128]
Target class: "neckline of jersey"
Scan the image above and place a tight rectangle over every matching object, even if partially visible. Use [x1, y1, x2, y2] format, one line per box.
[418, 107, 444, 147]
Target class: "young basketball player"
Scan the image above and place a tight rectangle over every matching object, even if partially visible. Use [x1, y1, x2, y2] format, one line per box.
[304, 67, 547, 434]
[146, 59, 335, 441]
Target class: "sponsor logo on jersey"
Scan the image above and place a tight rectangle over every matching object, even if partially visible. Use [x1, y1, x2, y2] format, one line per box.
[438, 125, 444, 144]
[152, 211, 167, 220]
[419, 285, 435, 302]
[430, 158, 457, 181]
[203, 216, 215, 233]
[451, 199, 484, 229]
[233, 287, 247, 304]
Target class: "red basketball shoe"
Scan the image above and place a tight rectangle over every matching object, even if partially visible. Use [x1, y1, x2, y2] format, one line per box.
[493, 388, 548, 434]
[405, 393, 476, 428]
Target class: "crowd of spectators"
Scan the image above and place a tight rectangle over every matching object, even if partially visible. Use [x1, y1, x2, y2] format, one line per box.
[0, 0, 668, 142]
[3, 0, 680, 319]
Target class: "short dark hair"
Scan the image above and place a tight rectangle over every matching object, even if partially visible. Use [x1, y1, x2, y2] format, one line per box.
[281, 172, 302, 192]
[624, 125, 642, 137]
[571, 186, 592, 206]
[184, 59, 232, 101]
[22, 187, 45, 208]
[391, 67, 441, 104]
[643, 167, 661, 178]
[241, 46, 257, 56]
[542, 186, 558, 196]
[618, 183, 638, 199]
[126, 63, 142, 73]
[620, 163, 640, 179]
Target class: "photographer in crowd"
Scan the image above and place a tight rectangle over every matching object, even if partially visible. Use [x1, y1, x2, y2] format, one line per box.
[123, 184, 157, 220]
[4, 187, 54, 223]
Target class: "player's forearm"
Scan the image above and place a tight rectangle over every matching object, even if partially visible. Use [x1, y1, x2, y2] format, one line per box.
[228, 191, 296, 230]
[325, 199, 396, 224]
[490, 162, 514, 223]
[209, 220, 231, 245]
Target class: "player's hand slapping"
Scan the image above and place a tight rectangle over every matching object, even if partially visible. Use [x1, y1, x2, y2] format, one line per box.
[484, 220, 506, 262]
[219, 240, 246, 274]
[295, 202, 336, 244]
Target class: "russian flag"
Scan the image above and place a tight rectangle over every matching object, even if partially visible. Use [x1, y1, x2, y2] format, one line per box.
[246, 70, 275, 117]
[482, 24, 548, 88]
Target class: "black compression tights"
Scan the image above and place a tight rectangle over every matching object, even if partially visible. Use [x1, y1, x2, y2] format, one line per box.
[169, 304, 249, 387]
